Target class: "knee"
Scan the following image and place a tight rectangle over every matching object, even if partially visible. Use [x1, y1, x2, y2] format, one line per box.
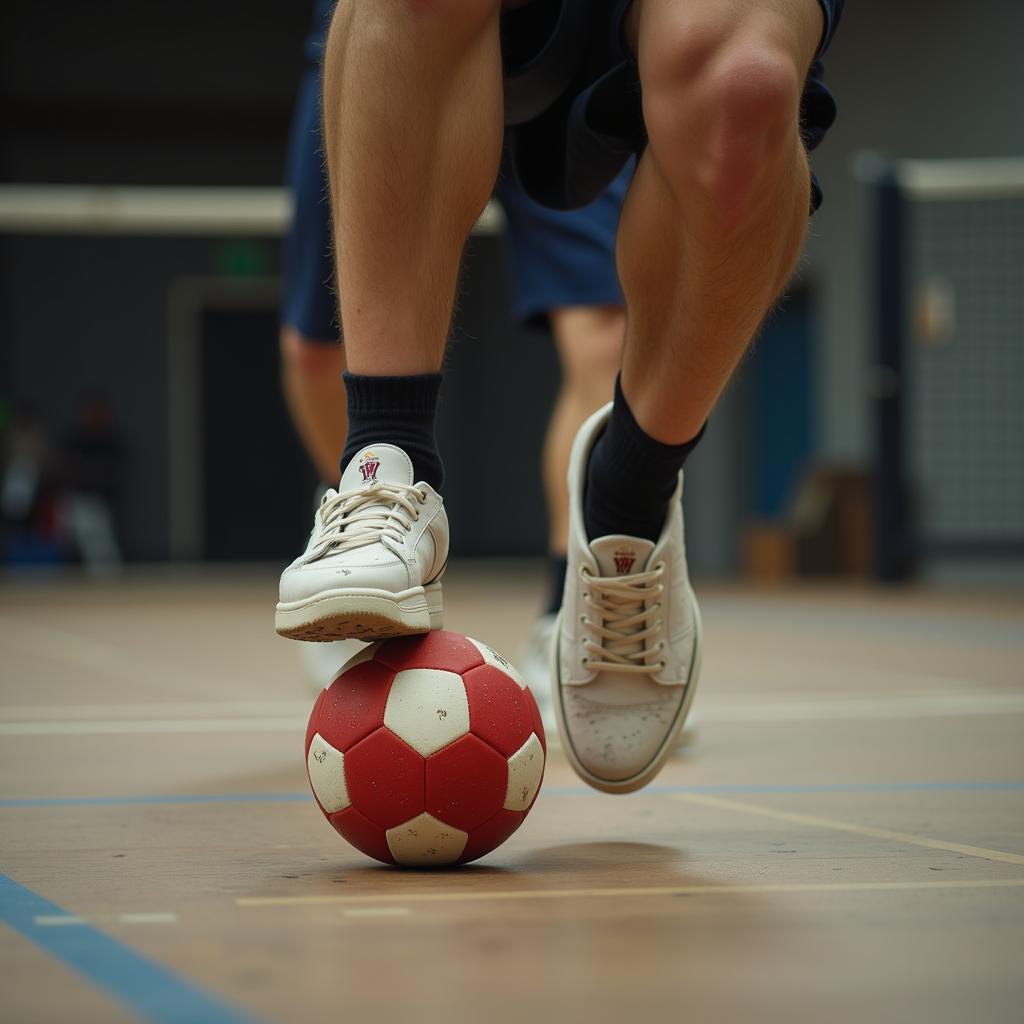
[643, 29, 803, 218]
[280, 329, 343, 382]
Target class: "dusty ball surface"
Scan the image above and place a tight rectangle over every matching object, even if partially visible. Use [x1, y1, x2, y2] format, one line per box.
[305, 631, 546, 866]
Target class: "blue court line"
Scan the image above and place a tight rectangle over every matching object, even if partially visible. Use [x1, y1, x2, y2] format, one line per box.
[2, 780, 1023, 809]
[0, 873, 258, 1024]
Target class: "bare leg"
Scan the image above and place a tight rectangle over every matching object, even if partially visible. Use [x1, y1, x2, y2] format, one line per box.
[553, 0, 828, 791]
[277, 2, 506, 642]
[543, 306, 624, 555]
[279, 329, 347, 483]
[323, 0, 505, 374]
[618, 0, 824, 442]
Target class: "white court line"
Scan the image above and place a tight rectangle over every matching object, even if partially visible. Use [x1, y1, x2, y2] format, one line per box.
[3, 692, 1023, 735]
[697, 693, 1024, 722]
[341, 907, 412, 918]
[33, 912, 178, 926]
[716, 660, 997, 692]
[6, 688, 1018, 723]
[4, 611, 1021, 729]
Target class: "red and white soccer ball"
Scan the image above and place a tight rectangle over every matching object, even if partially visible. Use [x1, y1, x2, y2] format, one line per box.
[305, 630, 546, 866]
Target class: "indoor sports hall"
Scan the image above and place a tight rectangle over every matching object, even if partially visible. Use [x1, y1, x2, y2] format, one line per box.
[2, 2, 1022, 1022]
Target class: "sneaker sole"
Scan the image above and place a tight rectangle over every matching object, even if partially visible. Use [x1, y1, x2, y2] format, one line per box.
[551, 585, 703, 795]
[275, 583, 443, 642]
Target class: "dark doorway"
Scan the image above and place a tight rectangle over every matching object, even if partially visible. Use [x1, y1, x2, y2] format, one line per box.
[201, 306, 318, 561]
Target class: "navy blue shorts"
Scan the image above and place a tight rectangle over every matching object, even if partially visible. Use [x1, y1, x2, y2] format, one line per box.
[282, 0, 843, 339]
[280, 61, 631, 341]
[282, 0, 631, 341]
[280, 66, 336, 343]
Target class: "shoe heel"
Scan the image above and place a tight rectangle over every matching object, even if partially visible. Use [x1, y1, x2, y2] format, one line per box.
[425, 581, 444, 630]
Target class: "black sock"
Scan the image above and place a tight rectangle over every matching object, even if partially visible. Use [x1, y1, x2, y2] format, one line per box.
[340, 373, 444, 490]
[544, 555, 567, 616]
[584, 375, 705, 544]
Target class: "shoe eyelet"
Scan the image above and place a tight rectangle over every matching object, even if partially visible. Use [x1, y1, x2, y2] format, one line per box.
[579, 615, 587, 625]
[656, 661, 667, 671]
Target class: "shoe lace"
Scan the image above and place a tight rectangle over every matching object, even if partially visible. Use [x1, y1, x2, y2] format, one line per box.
[580, 562, 666, 674]
[312, 482, 427, 557]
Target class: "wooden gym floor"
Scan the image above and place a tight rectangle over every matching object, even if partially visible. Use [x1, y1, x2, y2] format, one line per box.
[1, 565, 1023, 1023]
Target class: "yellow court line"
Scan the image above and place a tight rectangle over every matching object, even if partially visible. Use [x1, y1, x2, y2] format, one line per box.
[237, 878, 1024, 908]
[673, 792, 1024, 867]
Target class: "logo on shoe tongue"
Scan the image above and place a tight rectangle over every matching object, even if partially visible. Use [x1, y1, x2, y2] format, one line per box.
[358, 451, 381, 483]
[613, 549, 636, 575]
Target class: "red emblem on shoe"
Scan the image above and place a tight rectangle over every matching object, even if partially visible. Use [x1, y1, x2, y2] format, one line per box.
[613, 550, 636, 575]
[359, 452, 381, 483]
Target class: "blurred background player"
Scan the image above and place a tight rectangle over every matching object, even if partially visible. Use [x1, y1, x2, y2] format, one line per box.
[279, 0, 634, 714]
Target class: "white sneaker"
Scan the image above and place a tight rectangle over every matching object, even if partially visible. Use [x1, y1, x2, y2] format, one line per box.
[554, 403, 702, 794]
[518, 613, 558, 734]
[276, 444, 448, 641]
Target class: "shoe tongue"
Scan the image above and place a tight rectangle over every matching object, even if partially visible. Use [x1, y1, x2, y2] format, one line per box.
[339, 444, 415, 492]
[589, 535, 656, 578]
